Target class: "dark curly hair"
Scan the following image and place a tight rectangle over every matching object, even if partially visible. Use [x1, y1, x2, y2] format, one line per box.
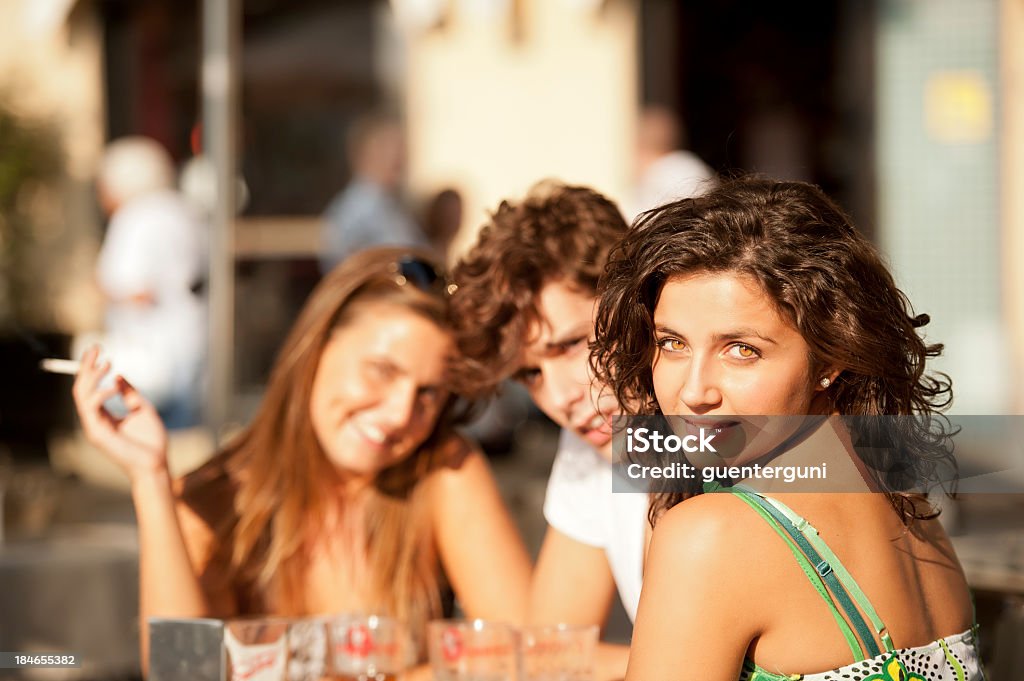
[590, 176, 956, 526]
[451, 181, 629, 397]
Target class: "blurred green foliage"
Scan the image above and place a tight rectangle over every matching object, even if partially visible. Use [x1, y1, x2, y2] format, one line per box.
[0, 99, 62, 327]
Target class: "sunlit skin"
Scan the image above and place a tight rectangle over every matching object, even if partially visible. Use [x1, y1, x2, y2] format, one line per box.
[309, 304, 451, 483]
[651, 272, 837, 466]
[515, 280, 618, 460]
[626, 269, 975, 681]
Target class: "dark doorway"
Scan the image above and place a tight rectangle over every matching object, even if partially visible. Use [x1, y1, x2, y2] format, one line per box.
[640, 0, 876, 235]
[101, 0, 384, 216]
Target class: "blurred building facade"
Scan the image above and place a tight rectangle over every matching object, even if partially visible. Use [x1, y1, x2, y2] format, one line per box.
[1, 0, 1021, 419]
[0, 0, 105, 335]
[400, 0, 639, 255]
[876, 0, 1011, 415]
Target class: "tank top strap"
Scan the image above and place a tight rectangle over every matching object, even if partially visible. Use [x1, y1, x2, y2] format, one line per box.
[704, 481, 867, 662]
[731, 487, 882, 659]
[735, 485, 896, 654]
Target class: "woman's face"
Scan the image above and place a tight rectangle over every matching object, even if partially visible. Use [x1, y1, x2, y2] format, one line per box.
[651, 271, 829, 463]
[309, 303, 452, 479]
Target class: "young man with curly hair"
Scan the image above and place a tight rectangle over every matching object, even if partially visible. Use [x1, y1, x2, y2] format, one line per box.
[451, 181, 641, 679]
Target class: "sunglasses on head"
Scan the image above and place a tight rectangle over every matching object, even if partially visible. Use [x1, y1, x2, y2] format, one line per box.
[388, 255, 458, 296]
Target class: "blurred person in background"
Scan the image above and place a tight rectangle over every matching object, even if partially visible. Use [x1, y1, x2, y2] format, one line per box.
[319, 112, 428, 273]
[72, 247, 531, 673]
[91, 136, 207, 429]
[593, 178, 981, 681]
[629, 104, 716, 220]
[179, 122, 250, 219]
[451, 182, 636, 681]
[421, 187, 463, 262]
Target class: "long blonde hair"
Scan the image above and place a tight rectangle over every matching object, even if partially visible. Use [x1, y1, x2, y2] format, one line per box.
[181, 247, 459, 633]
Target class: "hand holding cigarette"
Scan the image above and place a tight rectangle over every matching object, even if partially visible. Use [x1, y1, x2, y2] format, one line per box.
[70, 346, 170, 480]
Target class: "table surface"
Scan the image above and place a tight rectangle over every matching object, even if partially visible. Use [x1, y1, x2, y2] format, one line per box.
[0, 521, 140, 680]
[2, 476, 1023, 681]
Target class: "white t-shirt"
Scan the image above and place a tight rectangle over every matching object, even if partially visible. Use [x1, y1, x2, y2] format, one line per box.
[97, 190, 206, 408]
[542, 429, 649, 622]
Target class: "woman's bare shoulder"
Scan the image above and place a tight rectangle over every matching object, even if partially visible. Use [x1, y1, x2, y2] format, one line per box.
[409, 430, 486, 489]
[428, 430, 479, 470]
[649, 491, 798, 593]
[171, 453, 242, 615]
[653, 492, 768, 554]
[420, 431, 500, 501]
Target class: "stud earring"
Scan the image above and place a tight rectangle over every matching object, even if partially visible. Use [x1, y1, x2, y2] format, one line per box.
[820, 377, 831, 388]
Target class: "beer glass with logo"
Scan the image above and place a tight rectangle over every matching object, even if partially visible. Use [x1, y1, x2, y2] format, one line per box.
[224, 618, 290, 681]
[326, 614, 404, 681]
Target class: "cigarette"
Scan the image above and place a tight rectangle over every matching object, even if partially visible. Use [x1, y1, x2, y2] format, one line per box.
[39, 358, 82, 375]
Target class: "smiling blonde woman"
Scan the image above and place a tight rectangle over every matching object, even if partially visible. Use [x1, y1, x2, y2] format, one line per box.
[72, 247, 530, 671]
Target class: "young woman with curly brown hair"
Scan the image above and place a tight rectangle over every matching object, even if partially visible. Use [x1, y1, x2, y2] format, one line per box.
[591, 177, 982, 681]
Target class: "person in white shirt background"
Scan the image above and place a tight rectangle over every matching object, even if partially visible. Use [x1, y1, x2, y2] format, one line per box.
[85, 136, 207, 429]
[450, 181, 641, 681]
[630, 104, 717, 221]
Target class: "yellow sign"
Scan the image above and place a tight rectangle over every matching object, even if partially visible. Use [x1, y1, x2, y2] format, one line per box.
[924, 70, 993, 144]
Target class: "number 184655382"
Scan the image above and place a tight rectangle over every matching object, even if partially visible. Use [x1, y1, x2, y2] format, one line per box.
[1, 653, 81, 668]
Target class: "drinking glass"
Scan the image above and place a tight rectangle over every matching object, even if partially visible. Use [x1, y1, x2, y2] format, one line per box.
[224, 618, 290, 681]
[520, 624, 599, 681]
[427, 619, 520, 681]
[286, 617, 328, 681]
[326, 614, 404, 681]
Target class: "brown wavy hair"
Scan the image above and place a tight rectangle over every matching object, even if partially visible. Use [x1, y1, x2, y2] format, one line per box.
[179, 246, 464, 634]
[590, 177, 956, 525]
[451, 181, 629, 396]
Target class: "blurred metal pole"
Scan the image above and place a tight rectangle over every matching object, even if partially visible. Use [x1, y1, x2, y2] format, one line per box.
[202, 0, 240, 435]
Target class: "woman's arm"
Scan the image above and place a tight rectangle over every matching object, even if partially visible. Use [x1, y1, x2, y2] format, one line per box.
[530, 527, 617, 626]
[133, 472, 220, 671]
[72, 348, 221, 671]
[429, 442, 532, 624]
[624, 496, 758, 681]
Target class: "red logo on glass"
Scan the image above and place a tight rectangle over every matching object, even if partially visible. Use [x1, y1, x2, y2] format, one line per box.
[345, 624, 374, 658]
[441, 627, 463, 663]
